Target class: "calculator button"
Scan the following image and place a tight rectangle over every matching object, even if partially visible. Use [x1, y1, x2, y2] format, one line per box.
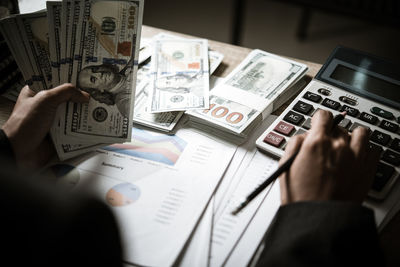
[370, 107, 394, 120]
[359, 112, 378, 125]
[302, 118, 312, 130]
[274, 121, 295, 136]
[370, 130, 391, 146]
[321, 98, 341, 110]
[283, 111, 304, 125]
[263, 132, 285, 147]
[372, 162, 394, 192]
[338, 118, 351, 129]
[379, 120, 399, 133]
[294, 128, 307, 136]
[397, 117, 400, 124]
[317, 88, 331, 96]
[349, 122, 370, 132]
[293, 100, 313, 115]
[339, 96, 358, 106]
[390, 138, 400, 152]
[340, 105, 359, 117]
[382, 150, 400, 166]
[369, 142, 383, 154]
[303, 91, 322, 103]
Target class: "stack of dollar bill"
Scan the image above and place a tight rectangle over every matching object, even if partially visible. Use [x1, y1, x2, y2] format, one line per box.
[0, 0, 144, 160]
[133, 32, 224, 132]
[186, 49, 308, 142]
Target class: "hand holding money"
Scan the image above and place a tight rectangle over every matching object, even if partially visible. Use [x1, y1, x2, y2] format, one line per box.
[2, 84, 89, 168]
[1, 0, 145, 160]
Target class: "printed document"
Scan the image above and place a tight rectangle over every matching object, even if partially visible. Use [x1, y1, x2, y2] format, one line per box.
[59, 124, 237, 266]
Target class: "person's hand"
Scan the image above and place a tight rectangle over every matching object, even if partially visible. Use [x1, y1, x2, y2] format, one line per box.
[2, 84, 89, 169]
[279, 109, 380, 204]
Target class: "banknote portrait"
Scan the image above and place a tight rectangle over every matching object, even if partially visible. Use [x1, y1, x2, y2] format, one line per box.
[77, 60, 132, 117]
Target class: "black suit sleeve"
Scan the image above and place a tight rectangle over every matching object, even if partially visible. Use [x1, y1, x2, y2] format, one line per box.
[255, 202, 384, 267]
[0, 162, 123, 267]
[0, 128, 15, 161]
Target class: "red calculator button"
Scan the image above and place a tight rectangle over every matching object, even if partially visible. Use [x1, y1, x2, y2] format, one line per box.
[274, 121, 294, 136]
[264, 132, 285, 147]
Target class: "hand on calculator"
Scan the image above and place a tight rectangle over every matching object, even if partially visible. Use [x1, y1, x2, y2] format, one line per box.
[279, 109, 381, 204]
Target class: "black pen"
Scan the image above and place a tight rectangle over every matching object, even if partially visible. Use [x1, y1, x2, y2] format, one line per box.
[231, 112, 346, 215]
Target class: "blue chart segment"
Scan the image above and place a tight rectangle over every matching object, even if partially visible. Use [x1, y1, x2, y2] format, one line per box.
[103, 128, 187, 166]
[106, 182, 141, 207]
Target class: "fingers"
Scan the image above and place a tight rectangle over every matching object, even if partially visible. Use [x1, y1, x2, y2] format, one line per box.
[279, 134, 305, 204]
[310, 110, 333, 136]
[18, 85, 36, 99]
[350, 127, 369, 159]
[44, 83, 90, 105]
[280, 134, 305, 164]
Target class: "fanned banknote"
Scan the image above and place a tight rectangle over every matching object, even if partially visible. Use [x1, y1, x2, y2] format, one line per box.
[1, 0, 144, 160]
[149, 38, 210, 112]
[0, 17, 34, 88]
[152, 32, 224, 74]
[187, 49, 308, 138]
[63, 0, 143, 143]
[47, 1, 62, 85]
[15, 11, 51, 91]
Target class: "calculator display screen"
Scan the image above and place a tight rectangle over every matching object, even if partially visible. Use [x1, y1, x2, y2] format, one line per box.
[330, 65, 400, 103]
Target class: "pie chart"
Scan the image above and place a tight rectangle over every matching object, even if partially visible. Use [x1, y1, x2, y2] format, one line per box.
[106, 182, 141, 207]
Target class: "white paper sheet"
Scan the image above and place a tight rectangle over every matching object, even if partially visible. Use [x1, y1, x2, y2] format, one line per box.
[213, 115, 278, 214]
[61, 125, 237, 266]
[224, 169, 281, 267]
[177, 198, 214, 267]
[209, 150, 279, 267]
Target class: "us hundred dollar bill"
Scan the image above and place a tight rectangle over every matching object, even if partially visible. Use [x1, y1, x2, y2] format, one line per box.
[47, 1, 62, 85]
[0, 17, 33, 89]
[59, 0, 72, 84]
[149, 38, 210, 112]
[188, 95, 260, 135]
[133, 63, 183, 131]
[224, 50, 306, 100]
[16, 11, 52, 90]
[55, 141, 107, 161]
[132, 51, 224, 132]
[208, 50, 224, 74]
[66, 0, 84, 83]
[64, 0, 144, 143]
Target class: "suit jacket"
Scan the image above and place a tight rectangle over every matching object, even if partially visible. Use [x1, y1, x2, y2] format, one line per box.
[255, 201, 384, 266]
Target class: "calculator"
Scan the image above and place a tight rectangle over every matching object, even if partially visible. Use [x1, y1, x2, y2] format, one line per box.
[256, 46, 400, 200]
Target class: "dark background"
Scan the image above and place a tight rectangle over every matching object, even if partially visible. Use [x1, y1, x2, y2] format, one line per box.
[143, 0, 400, 64]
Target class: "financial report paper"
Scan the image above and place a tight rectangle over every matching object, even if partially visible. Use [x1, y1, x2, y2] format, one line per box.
[60, 125, 237, 266]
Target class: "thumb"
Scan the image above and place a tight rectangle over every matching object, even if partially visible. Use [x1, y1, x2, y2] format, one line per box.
[279, 134, 305, 204]
[18, 85, 36, 99]
[279, 133, 305, 165]
[45, 83, 90, 106]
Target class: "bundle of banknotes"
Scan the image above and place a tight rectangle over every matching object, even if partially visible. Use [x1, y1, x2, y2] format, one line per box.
[186, 49, 308, 142]
[0, 0, 144, 160]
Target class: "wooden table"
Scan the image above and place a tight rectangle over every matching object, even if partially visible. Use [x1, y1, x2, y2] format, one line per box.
[1, 25, 399, 266]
